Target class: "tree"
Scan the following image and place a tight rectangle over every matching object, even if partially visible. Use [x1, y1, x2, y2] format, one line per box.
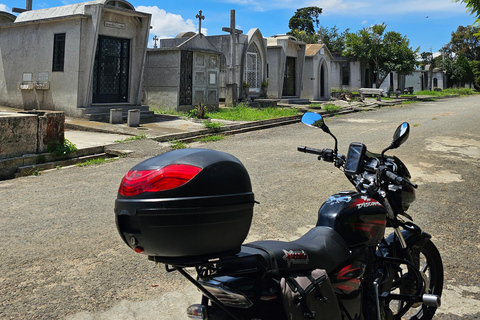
[287, 7, 322, 44]
[442, 25, 480, 61]
[453, 54, 475, 86]
[455, 0, 480, 27]
[344, 23, 419, 88]
[318, 25, 350, 53]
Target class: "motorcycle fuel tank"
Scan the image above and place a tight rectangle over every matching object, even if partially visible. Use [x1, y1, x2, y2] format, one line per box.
[316, 191, 387, 247]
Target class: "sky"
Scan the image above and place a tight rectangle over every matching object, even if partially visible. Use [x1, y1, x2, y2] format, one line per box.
[0, 0, 476, 54]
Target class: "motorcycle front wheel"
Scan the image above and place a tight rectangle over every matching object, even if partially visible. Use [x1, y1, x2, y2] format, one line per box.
[385, 240, 444, 320]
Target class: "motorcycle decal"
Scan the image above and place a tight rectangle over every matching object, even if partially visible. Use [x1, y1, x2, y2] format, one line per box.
[282, 249, 309, 267]
[332, 264, 363, 294]
[347, 219, 386, 240]
[326, 194, 352, 205]
[349, 197, 382, 209]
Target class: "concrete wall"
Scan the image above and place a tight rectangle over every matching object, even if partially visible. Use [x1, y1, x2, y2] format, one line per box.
[0, 2, 151, 117]
[266, 36, 306, 99]
[0, 18, 83, 114]
[0, 110, 64, 160]
[143, 50, 180, 110]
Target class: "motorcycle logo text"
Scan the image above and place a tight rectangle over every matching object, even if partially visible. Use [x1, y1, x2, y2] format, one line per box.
[282, 249, 309, 267]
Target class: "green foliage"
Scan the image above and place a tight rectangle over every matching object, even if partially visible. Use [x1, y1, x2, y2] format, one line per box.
[204, 120, 223, 132]
[288, 7, 322, 34]
[47, 139, 78, 156]
[323, 104, 342, 113]
[169, 140, 188, 150]
[469, 60, 480, 86]
[318, 25, 350, 52]
[415, 88, 475, 96]
[287, 30, 319, 44]
[441, 25, 480, 61]
[441, 54, 475, 87]
[205, 104, 299, 121]
[454, 0, 480, 27]
[115, 134, 147, 143]
[344, 23, 419, 88]
[198, 135, 225, 143]
[76, 157, 117, 167]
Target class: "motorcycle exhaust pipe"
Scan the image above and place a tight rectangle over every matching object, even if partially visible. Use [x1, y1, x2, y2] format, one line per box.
[422, 294, 441, 307]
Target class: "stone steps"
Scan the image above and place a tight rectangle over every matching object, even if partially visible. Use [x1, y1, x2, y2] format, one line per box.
[79, 105, 154, 122]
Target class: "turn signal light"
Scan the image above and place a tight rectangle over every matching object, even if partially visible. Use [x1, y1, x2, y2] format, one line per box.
[118, 164, 202, 196]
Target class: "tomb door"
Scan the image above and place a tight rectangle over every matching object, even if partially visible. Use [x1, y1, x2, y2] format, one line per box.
[179, 51, 193, 106]
[320, 63, 326, 98]
[283, 57, 296, 96]
[245, 43, 261, 93]
[93, 36, 130, 103]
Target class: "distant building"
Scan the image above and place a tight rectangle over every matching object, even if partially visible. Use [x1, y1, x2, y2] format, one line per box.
[301, 44, 332, 101]
[0, 0, 151, 120]
[265, 35, 306, 99]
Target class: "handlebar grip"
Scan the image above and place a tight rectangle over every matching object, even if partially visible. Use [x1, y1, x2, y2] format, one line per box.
[384, 169, 418, 189]
[297, 145, 324, 156]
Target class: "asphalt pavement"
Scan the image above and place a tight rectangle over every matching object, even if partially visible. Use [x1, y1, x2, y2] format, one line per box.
[1, 97, 479, 319]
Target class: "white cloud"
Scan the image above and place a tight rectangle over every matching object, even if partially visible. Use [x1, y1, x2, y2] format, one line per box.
[136, 5, 203, 39]
[0, 3, 10, 12]
[230, 0, 468, 16]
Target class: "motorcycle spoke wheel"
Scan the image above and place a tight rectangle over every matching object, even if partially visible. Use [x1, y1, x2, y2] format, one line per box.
[387, 240, 443, 320]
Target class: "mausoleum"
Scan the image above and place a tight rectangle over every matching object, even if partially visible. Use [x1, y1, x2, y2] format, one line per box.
[0, 0, 151, 120]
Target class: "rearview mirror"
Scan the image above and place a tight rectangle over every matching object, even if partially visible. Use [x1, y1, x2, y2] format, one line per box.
[301, 112, 330, 133]
[391, 122, 410, 149]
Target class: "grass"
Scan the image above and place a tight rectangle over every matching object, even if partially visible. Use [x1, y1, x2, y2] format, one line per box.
[415, 88, 476, 97]
[76, 157, 118, 167]
[169, 140, 188, 150]
[205, 103, 299, 121]
[323, 104, 342, 114]
[115, 134, 147, 143]
[204, 121, 223, 131]
[197, 135, 225, 143]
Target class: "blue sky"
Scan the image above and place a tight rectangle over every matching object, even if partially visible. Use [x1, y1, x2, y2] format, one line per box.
[0, 0, 475, 53]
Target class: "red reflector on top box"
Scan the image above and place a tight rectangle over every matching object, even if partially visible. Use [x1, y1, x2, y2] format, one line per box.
[115, 148, 255, 264]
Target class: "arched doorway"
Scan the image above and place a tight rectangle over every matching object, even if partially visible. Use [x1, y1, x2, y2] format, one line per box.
[245, 42, 262, 93]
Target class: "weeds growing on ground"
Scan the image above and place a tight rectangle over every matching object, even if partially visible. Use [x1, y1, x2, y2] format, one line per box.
[205, 103, 299, 121]
[169, 140, 188, 150]
[115, 134, 147, 143]
[323, 104, 342, 114]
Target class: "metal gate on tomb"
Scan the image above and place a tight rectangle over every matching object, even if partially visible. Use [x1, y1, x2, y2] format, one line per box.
[93, 36, 130, 103]
[179, 51, 193, 106]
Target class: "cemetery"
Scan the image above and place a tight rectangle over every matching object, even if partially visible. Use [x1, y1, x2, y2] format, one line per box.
[0, 0, 448, 119]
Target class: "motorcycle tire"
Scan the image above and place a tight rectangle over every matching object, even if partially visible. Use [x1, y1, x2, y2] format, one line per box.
[386, 240, 444, 320]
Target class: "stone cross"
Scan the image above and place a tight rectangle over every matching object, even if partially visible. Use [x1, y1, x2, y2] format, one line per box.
[13, 0, 33, 13]
[153, 35, 159, 48]
[222, 10, 243, 85]
[196, 10, 205, 35]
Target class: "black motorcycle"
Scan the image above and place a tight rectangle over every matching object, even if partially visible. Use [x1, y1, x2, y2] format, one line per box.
[115, 112, 443, 320]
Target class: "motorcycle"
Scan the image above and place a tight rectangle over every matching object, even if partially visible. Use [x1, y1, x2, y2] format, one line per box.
[115, 112, 443, 320]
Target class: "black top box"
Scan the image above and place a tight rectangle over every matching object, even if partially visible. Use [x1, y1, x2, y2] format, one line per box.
[115, 148, 255, 263]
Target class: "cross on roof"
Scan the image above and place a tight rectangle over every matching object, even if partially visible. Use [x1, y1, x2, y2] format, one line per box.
[196, 10, 205, 35]
[153, 35, 159, 48]
[12, 0, 33, 13]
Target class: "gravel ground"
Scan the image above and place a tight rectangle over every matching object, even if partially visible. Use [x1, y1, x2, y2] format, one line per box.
[1, 96, 479, 319]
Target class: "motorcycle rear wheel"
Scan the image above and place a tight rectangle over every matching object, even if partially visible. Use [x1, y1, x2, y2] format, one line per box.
[386, 240, 444, 320]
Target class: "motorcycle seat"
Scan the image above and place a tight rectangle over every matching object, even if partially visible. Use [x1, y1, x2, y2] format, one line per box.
[243, 226, 350, 275]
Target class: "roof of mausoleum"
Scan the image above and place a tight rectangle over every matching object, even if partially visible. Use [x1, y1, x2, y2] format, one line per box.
[15, 0, 135, 23]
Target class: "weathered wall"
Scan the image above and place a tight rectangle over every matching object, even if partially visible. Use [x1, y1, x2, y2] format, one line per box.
[143, 50, 180, 110]
[0, 111, 65, 160]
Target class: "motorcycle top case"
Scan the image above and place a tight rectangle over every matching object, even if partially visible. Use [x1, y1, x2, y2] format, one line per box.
[115, 148, 255, 263]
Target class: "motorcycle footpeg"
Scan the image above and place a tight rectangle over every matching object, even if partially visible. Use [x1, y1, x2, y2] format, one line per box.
[422, 294, 441, 307]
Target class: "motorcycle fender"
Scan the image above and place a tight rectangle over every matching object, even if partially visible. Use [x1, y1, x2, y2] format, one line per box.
[378, 224, 431, 267]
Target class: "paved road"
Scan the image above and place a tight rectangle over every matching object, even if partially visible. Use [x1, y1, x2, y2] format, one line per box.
[1, 96, 479, 319]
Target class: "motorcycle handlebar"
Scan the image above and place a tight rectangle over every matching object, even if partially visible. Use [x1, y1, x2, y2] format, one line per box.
[297, 145, 324, 156]
[381, 166, 418, 189]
